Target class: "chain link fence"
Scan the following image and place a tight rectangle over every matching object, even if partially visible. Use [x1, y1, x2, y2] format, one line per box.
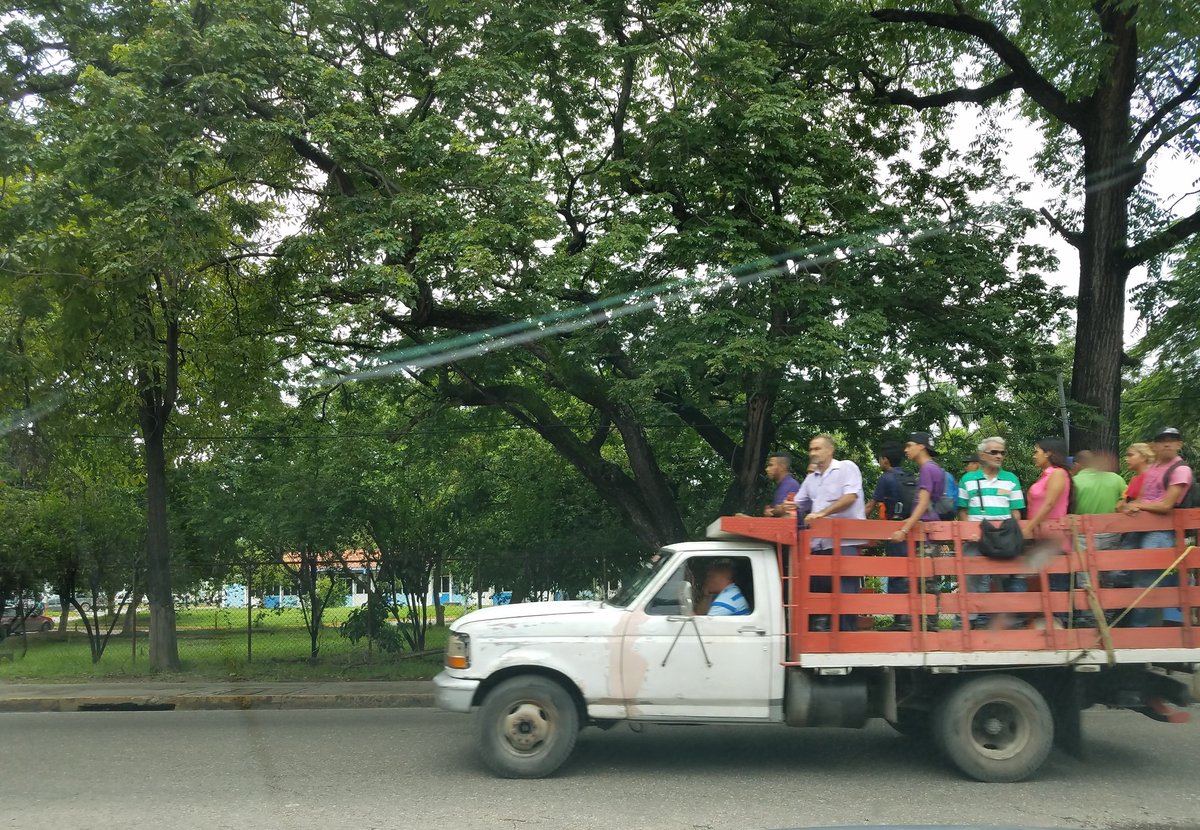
[0, 561, 474, 679]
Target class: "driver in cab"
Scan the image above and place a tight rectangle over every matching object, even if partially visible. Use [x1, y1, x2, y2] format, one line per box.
[694, 560, 750, 616]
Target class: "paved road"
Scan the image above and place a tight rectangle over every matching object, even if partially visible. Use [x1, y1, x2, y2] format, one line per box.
[2, 708, 1197, 830]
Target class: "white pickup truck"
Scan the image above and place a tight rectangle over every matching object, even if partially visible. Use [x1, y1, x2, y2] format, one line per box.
[434, 513, 1199, 782]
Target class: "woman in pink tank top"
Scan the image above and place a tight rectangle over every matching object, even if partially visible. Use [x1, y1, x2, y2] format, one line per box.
[1026, 437, 1073, 554]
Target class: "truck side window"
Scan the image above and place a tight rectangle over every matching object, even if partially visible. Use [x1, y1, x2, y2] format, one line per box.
[645, 563, 689, 615]
[645, 556, 755, 615]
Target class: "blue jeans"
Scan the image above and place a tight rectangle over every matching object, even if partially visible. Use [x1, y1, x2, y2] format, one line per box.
[884, 540, 909, 597]
[811, 546, 861, 632]
[963, 541, 1026, 627]
[1127, 529, 1178, 627]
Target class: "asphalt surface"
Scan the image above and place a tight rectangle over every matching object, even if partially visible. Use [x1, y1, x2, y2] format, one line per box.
[1, 708, 1198, 830]
[0, 679, 435, 711]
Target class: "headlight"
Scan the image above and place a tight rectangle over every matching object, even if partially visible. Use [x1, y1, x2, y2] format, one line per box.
[445, 631, 470, 669]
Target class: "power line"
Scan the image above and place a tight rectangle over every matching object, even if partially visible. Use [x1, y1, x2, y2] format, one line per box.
[56, 393, 1192, 443]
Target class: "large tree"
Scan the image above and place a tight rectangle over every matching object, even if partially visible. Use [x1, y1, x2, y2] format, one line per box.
[1, 1, 290, 668]
[847, 0, 1200, 452]
[251, 0, 1066, 547]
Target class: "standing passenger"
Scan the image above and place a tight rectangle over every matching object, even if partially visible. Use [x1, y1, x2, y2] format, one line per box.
[792, 434, 865, 632]
[762, 452, 801, 517]
[957, 437, 1026, 629]
[1116, 442, 1155, 513]
[889, 432, 946, 631]
[1072, 449, 1127, 550]
[890, 431, 945, 542]
[1118, 428, 1194, 626]
[866, 445, 915, 630]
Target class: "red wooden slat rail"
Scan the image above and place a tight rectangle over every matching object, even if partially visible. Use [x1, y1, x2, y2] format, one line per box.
[717, 510, 1200, 662]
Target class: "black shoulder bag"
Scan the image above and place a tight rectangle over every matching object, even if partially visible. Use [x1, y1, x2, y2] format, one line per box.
[974, 479, 1024, 560]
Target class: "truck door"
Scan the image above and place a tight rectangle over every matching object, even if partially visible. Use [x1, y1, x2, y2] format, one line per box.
[620, 553, 776, 720]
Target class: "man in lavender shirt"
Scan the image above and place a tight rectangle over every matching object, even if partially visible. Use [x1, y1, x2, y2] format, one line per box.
[790, 434, 865, 631]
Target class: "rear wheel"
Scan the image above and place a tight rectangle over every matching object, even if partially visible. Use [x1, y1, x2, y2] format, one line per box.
[39, 620, 52, 632]
[478, 676, 579, 779]
[934, 674, 1053, 782]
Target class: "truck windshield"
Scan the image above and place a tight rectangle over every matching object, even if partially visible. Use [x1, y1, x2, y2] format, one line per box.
[605, 551, 674, 608]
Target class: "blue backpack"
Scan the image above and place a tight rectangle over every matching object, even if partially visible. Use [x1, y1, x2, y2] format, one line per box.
[934, 471, 959, 520]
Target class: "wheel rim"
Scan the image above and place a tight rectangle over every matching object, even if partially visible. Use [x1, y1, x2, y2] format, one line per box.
[967, 699, 1030, 760]
[499, 700, 555, 755]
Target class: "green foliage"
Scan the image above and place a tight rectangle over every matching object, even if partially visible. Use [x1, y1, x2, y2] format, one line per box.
[1, 0, 1096, 629]
[339, 600, 406, 654]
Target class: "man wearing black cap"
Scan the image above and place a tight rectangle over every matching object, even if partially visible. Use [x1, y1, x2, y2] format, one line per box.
[890, 431, 945, 543]
[1119, 427, 1194, 626]
[887, 432, 947, 631]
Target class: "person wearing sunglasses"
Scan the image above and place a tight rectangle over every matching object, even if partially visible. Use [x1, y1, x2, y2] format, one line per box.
[957, 436, 1026, 629]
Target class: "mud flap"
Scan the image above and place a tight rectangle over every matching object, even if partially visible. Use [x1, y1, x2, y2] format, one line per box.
[1050, 671, 1085, 759]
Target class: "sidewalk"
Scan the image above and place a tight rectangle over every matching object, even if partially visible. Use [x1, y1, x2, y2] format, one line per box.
[0, 680, 436, 712]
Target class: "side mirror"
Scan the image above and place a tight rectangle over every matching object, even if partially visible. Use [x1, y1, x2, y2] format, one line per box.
[678, 579, 695, 617]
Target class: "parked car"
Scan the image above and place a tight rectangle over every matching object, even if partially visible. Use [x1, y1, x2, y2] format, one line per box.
[1, 611, 55, 635]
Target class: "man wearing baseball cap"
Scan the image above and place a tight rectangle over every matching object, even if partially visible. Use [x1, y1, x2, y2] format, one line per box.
[887, 431, 947, 631]
[891, 432, 945, 539]
[1119, 426, 1194, 626]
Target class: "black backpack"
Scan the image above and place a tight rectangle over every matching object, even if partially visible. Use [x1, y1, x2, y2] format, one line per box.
[890, 469, 919, 520]
[1164, 460, 1197, 508]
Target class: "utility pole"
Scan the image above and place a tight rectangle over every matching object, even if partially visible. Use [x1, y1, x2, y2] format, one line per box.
[1056, 372, 1071, 454]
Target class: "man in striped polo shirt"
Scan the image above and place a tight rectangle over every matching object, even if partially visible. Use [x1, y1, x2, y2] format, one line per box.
[957, 436, 1026, 628]
[695, 560, 751, 616]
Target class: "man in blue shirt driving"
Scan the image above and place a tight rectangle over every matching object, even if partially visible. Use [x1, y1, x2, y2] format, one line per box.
[695, 560, 750, 616]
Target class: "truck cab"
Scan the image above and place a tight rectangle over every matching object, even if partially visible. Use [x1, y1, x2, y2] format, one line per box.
[436, 540, 785, 725]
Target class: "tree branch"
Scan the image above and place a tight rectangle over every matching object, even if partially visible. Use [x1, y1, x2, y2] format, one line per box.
[879, 71, 1021, 109]
[1134, 71, 1200, 148]
[243, 98, 357, 196]
[1125, 206, 1200, 268]
[1136, 109, 1200, 168]
[870, 8, 1081, 127]
[1039, 207, 1083, 250]
[654, 389, 738, 461]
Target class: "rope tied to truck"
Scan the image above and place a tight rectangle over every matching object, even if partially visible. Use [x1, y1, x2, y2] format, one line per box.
[1107, 544, 1195, 630]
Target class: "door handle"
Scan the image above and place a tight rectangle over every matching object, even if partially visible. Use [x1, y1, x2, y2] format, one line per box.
[738, 626, 766, 636]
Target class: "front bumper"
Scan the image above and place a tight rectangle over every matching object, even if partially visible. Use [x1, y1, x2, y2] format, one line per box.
[434, 670, 480, 713]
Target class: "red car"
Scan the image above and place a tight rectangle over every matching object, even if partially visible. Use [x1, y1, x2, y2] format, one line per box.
[1, 610, 54, 635]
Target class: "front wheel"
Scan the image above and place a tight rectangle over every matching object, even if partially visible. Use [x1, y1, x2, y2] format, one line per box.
[934, 674, 1053, 783]
[478, 676, 579, 779]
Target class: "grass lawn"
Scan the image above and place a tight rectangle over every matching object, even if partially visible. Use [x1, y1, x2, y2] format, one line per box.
[0, 611, 450, 683]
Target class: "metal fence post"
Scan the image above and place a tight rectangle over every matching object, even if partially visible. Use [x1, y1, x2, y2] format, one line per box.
[245, 563, 253, 663]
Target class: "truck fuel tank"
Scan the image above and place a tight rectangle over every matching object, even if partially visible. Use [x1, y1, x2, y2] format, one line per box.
[785, 668, 869, 728]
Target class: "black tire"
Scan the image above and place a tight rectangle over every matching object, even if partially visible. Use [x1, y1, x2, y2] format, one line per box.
[477, 676, 579, 779]
[934, 674, 1053, 783]
[39, 620, 52, 632]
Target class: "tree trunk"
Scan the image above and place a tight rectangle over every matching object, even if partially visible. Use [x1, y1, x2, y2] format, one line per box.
[720, 388, 774, 516]
[122, 595, 139, 634]
[140, 411, 181, 671]
[1069, 10, 1139, 457]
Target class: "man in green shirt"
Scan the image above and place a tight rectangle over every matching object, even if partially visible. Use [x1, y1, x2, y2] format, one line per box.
[1072, 450, 1126, 549]
[957, 436, 1026, 628]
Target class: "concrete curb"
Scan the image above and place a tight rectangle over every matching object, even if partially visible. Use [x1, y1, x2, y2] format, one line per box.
[0, 683, 437, 713]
